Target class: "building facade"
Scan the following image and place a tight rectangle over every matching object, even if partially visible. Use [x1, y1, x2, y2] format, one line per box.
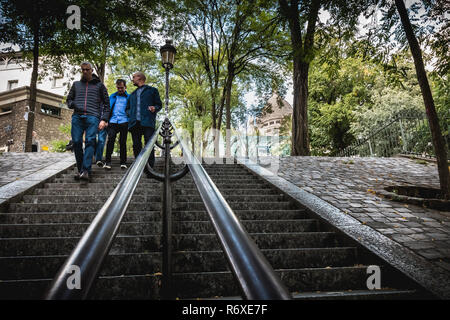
[0, 51, 73, 96]
[0, 86, 71, 152]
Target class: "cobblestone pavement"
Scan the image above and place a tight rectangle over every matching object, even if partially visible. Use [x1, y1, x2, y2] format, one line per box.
[0, 152, 73, 187]
[275, 156, 450, 274]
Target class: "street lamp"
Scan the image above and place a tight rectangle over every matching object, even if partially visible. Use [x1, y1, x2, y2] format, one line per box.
[160, 40, 176, 115]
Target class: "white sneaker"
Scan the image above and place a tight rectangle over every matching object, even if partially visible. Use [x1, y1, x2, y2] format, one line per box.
[120, 164, 127, 169]
[103, 163, 112, 170]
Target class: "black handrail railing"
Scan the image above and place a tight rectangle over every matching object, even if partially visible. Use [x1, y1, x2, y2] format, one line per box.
[172, 121, 292, 300]
[146, 118, 189, 299]
[44, 122, 162, 300]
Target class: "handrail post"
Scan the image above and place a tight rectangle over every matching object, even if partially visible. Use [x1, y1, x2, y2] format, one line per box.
[161, 118, 174, 299]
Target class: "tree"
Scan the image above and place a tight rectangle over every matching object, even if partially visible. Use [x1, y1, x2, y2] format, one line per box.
[0, 0, 68, 152]
[56, 0, 160, 82]
[394, 0, 449, 198]
[277, 0, 321, 156]
[277, 0, 370, 156]
[214, 0, 287, 156]
[163, 0, 287, 156]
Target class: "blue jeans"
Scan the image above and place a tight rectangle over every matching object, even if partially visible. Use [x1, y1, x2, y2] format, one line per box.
[95, 128, 107, 162]
[71, 114, 99, 174]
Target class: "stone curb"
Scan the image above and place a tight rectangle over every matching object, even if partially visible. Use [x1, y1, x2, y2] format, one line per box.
[236, 157, 450, 300]
[0, 155, 76, 212]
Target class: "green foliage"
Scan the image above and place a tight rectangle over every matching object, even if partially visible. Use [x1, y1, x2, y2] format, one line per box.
[50, 140, 68, 153]
[106, 47, 162, 94]
[49, 0, 161, 81]
[58, 123, 71, 136]
[306, 36, 433, 157]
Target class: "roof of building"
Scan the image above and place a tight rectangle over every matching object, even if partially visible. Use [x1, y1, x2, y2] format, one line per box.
[257, 93, 292, 124]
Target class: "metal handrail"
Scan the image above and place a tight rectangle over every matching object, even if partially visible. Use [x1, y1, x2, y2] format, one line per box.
[338, 113, 449, 158]
[337, 117, 400, 157]
[44, 122, 162, 300]
[172, 123, 292, 300]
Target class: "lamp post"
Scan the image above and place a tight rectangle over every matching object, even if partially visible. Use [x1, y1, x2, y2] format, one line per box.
[159, 39, 176, 299]
[160, 39, 176, 115]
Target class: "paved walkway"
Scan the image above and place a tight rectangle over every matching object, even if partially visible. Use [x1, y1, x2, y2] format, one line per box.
[0, 152, 75, 208]
[275, 156, 450, 273]
[0, 152, 73, 187]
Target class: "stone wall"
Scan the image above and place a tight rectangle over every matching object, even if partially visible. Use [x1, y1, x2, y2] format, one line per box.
[0, 110, 14, 149]
[0, 99, 28, 152]
[33, 104, 72, 151]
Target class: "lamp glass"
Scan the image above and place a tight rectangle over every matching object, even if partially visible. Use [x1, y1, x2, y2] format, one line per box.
[161, 51, 175, 66]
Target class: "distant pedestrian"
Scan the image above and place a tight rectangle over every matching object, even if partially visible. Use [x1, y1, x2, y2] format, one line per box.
[31, 131, 39, 152]
[104, 79, 129, 170]
[66, 62, 110, 182]
[126, 72, 162, 175]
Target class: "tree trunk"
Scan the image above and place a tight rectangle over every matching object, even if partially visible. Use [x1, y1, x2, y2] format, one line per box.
[96, 62, 106, 83]
[279, 0, 320, 156]
[25, 20, 39, 152]
[395, 0, 450, 198]
[224, 69, 234, 157]
[291, 59, 310, 156]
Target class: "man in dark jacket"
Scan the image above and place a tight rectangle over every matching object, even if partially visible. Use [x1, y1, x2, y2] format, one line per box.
[126, 71, 162, 173]
[66, 62, 110, 181]
[104, 79, 129, 170]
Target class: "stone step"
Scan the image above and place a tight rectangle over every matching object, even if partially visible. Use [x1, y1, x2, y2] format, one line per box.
[0, 267, 417, 300]
[0, 275, 160, 300]
[32, 187, 279, 196]
[0, 211, 160, 224]
[173, 201, 296, 211]
[0, 219, 318, 238]
[8, 201, 295, 213]
[8, 202, 162, 213]
[0, 209, 307, 224]
[21, 194, 162, 204]
[43, 182, 268, 189]
[171, 266, 378, 298]
[21, 194, 288, 204]
[176, 194, 288, 203]
[1, 246, 356, 280]
[52, 177, 265, 184]
[291, 289, 419, 300]
[60, 172, 256, 179]
[0, 232, 339, 256]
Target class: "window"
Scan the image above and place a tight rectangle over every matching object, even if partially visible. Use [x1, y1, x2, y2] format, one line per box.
[0, 106, 13, 115]
[52, 76, 64, 88]
[7, 80, 18, 90]
[40, 104, 61, 117]
[276, 120, 280, 124]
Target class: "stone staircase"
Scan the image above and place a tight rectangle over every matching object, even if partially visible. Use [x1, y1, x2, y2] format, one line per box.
[0, 157, 429, 299]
